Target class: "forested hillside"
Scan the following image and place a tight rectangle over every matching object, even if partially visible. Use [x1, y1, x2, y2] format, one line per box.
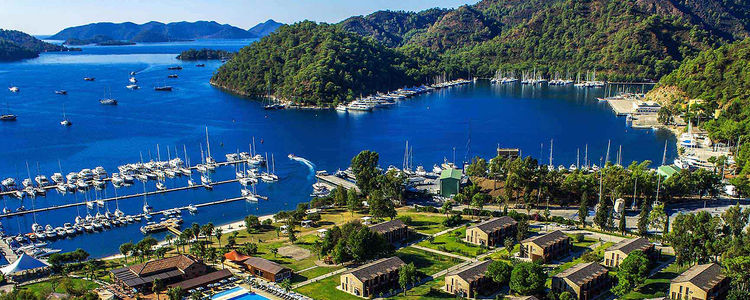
[213, 0, 750, 104]
[0, 29, 71, 61]
[210, 22, 428, 105]
[650, 38, 750, 172]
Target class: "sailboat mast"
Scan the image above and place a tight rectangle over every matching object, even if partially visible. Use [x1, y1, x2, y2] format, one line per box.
[605, 140, 611, 164]
[205, 126, 212, 160]
[549, 139, 554, 167]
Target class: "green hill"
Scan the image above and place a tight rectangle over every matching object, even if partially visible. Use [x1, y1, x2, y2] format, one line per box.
[650, 38, 750, 168]
[210, 22, 427, 105]
[0, 29, 71, 61]
[339, 0, 750, 81]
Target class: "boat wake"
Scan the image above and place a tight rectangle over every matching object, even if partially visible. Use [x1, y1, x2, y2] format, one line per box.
[289, 155, 315, 178]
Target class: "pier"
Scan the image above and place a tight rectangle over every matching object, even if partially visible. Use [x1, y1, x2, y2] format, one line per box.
[607, 99, 634, 116]
[315, 173, 359, 192]
[0, 179, 241, 218]
[0, 239, 18, 263]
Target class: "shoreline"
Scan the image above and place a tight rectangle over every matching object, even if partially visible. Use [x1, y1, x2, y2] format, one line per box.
[101, 213, 276, 261]
[208, 80, 331, 110]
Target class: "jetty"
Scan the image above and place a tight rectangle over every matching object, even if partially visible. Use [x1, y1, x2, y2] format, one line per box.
[314, 173, 359, 192]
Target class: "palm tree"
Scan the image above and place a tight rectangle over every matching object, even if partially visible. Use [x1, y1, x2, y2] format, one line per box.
[152, 278, 165, 300]
[119, 242, 134, 263]
[165, 234, 174, 246]
[214, 228, 223, 248]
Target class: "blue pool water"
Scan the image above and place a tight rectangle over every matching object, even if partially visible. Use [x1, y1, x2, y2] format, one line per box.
[0, 39, 676, 258]
[212, 287, 268, 300]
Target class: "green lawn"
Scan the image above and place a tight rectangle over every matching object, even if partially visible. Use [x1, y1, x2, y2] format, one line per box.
[291, 266, 344, 284]
[387, 276, 454, 300]
[416, 227, 486, 257]
[622, 256, 686, 299]
[396, 247, 461, 276]
[21, 277, 99, 298]
[398, 209, 465, 235]
[549, 241, 614, 278]
[295, 274, 361, 300]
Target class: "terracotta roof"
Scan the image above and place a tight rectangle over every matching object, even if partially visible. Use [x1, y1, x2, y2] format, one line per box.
[168, 269, 232, 290]
[671, 263, 726, 291]
[344, 257, 405, 281]
[369, 219, 407, 234]
[446, 260, 491, 284]
[224, 250, 252, 262]
[469, 217, 517, 234]
[522, 230, 569, 249]
[128, 255, 198, 276]
[606, 237, 653, 255]
[554, 262, 608, 288]
[243, 257, 290, 275]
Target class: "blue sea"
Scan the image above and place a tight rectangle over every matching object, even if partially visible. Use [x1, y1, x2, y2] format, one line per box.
[0, 39, 676, 258]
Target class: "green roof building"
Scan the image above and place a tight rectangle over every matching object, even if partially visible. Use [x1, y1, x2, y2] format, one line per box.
[657, 165, 679, 179]
[440, 169, 462, 197]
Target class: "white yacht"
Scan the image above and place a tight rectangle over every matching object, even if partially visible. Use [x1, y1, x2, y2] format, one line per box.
[8, 86, 19, 93]
[126, 84, 139, 90]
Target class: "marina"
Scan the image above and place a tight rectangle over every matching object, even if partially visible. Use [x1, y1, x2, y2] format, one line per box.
[0, 40, 676, 258]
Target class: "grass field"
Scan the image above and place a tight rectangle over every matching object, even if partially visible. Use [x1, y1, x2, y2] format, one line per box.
[396, 247, 461, 275]
[416, 227, 485, 257]
[622, 256, 685, 299]
[291, 265, 344, 284]
[397, 208, 465, 235]
[294, 275, 362, 300]
[21, 277, 99, 298]
[387, 276, 454, 300]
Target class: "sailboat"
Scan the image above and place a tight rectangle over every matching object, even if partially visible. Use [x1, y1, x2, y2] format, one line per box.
[113, 187, 124, 218]
[60, 104, 72, 126]
[141, 183, 153, 215]
[261, 153, 279, 182]
[204, 126, 216, 167]
[1, 103, 17, 121]
[99, 87, 117, 105]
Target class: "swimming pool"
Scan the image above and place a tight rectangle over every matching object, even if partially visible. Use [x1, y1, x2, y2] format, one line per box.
[211, 287, 269, 300]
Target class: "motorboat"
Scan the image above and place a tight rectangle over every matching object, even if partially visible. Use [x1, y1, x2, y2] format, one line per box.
[129, 77, 137, 83]
[156, 182, 166, 190]
[335, 104, 347, 112]
[167, 74, 178, 78]
[167, 66, 183, 70]
[8, 86, 19, 93]
[154, 86, 173, 91]
[54, 90, 67, 95]
[126, 84, 139, 90]
[186, 204, 198, 214]
[83, 77, 95, 81]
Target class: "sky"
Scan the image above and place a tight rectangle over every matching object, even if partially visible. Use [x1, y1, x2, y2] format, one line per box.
[0, 0, 477, 35]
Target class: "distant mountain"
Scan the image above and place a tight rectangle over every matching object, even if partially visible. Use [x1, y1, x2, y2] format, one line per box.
[247, 19, 284, 37]
[0, 29, 72, 61]
[49, 21, 254, 42]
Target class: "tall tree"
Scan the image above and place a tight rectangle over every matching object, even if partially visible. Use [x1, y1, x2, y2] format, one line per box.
[486, 260, 512, 285]
[398, 263, 417, 296]
[509, 262, 547, 295]
[612, 251, 650, 296]
[350, 150, 380, 195]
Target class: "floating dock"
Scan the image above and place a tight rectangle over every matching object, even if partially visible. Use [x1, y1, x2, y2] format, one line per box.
[0, 179, 241, 218]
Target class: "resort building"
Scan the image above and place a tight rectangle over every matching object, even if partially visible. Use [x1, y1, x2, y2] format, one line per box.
[520, 230, 571, 263]
[368, 219, 408, 244]
[167, 269, 233, 291]
[604, 237, 657, 268]
[243, 257, 292, 282]
[444, 260, 493, 298]
[439, 169, 462, 197]
[110, 255, 208, 292]
[465, 216, 517, 247]
[223, 250, 252, 269]
[669, 263, 730, 300]
[340, 257, 405, 298]
[551, 262, 610, 300]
